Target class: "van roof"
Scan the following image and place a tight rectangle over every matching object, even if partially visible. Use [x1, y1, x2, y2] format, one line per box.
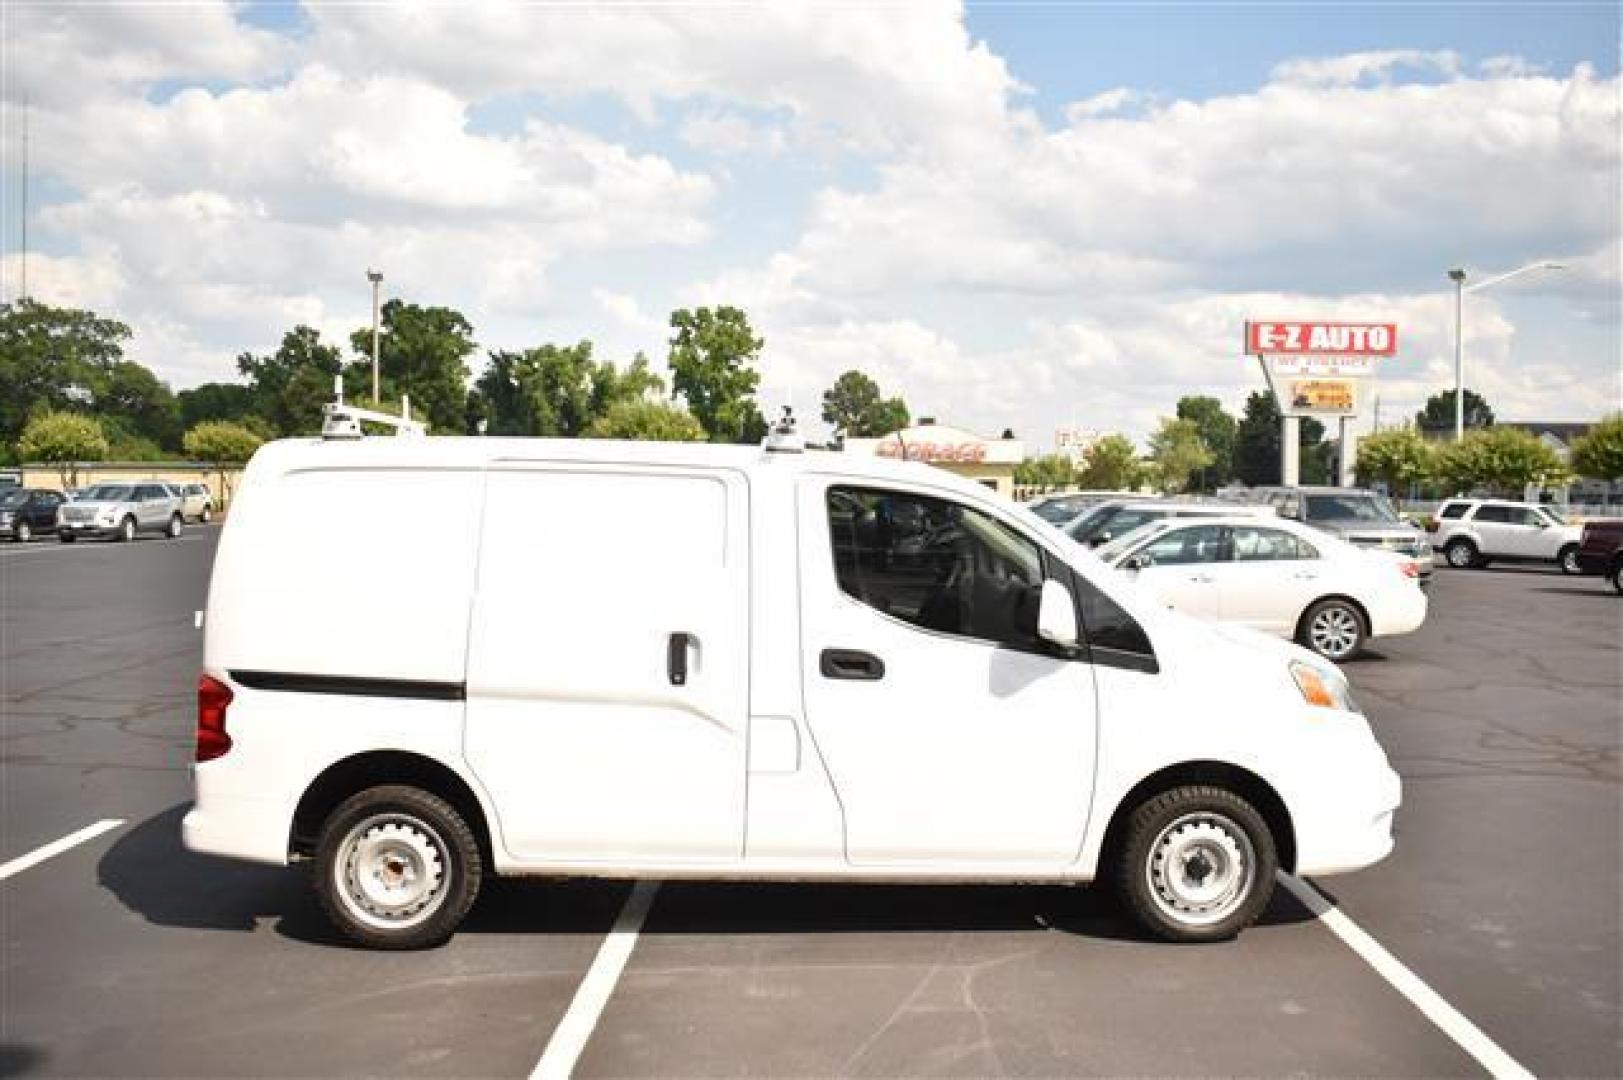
[246, 435, 991, 497]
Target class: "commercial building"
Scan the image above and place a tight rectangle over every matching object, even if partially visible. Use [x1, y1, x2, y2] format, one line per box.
[843, 420, 1025, 498]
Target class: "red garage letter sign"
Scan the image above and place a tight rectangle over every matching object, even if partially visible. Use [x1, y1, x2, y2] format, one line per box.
[1246, 322, 1397, 356]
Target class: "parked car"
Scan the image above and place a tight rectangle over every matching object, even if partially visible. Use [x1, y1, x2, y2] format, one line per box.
[178, 482, 215, 523]
[56, 481, 185, 542]
[1025, 490, 1149, 526]
[184, 426, 1400, 950]
[1065, 498, 1272, 547]
[1243, 486, 1434, 582]
[1574, 519, 1623, 593]
[1097, 515, 1427, 662]
[1428, 499, 1584, 573]
[0, 487, 68, 542]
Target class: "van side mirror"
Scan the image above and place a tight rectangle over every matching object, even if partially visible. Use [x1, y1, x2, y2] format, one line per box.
[1036, 579, 1079, 650]
[1123, 555, 1145, 572]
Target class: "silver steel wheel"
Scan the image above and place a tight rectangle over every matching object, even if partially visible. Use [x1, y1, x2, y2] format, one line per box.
[15, 521, 30, 542]
[1145, 812, 1257, 928]
[121, 517, 136, 542]
[1560, 548, 1580, 574]
[1446, 542, 1474, 568]
[332, 814, 452, 932]
[1309, 605, 1361, 660]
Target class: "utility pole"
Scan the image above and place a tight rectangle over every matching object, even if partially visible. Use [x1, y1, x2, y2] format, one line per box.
[1448, 268, 1466, 441]
[367, 269, 383, 405]
[19, 95, 28, 301]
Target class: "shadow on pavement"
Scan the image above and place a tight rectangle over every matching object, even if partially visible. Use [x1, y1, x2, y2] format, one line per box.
[0, 1045, 46, 1079]
[1530, 586, 1616, 599]
[101, 805, 1316, 948]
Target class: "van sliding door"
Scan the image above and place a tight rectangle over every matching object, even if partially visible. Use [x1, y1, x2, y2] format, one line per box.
[464, 465, 750, 864]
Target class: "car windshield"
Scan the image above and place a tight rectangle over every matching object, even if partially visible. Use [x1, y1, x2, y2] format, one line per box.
[1304, 494, 1399, 523]
[82, 485, 134, 502]
[1539, 507, 1567, 525]
[1031, 497, 1088, 524]
[0, 490, 26, 508]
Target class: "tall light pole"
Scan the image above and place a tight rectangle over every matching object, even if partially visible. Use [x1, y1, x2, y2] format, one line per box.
[366, 269, 383, 405]
[1446, 261, 1564, 441]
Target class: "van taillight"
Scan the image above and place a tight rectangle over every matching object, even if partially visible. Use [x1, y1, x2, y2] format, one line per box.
[197, 674, 234, 762]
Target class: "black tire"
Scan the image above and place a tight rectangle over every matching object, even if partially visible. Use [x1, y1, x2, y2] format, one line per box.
[1113, 785, 1278, 943]
[117, 516, 136, 543]
[1611, 560, 1622, 596]
[1558, 545, 1581, 575]
[166, 514, 183, 539]
[1444, 538, 1478, 569]
[1298, 598, 1367, 661]
[58, 532, 76, 543]
[14, 520, 30, 543]
[201, 506, 212, 523]
[313, 785, 483, 950]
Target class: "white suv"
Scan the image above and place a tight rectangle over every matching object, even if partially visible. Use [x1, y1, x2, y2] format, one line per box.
[1429, 499, 1583, 573]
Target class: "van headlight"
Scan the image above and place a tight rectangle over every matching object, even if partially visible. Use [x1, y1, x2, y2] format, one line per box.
[1290, 660, 1360, 713]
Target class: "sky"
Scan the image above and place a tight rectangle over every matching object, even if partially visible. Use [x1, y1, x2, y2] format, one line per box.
[1, 1, 1618, 449]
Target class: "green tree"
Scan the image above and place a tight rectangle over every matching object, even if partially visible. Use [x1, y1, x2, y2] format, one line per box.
[183, 420, 265, 507]
[19, 411, 110, 489]
[1075, 434, 1143, 490]
[586, 399, 707, 441]
[1435, 427, 1570, 495]
[1014, 453, 1076, 488]
[1415, 388, 1494, 436]
[349, 301, 478, 433]
[238, 325, 345, 436]
[1175, 395, 1237, 490]
[821, 370, 910, 438]
[1354, 428, 1435, 491]
[472, 343, 663, 436]
[97, 360, 180, 451]
[1147, 417, 1214, 494]
[667, 306, 768, 443]
[0, 299, 132, 451]
[1232, 392, 1328, 486]
[1571, 413, 1623, 480]
[178, 382, 261, 432]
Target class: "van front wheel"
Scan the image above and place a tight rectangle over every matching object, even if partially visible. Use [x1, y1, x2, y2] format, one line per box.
[1114, 785, 1278, 943]
[314, 785, 483, 950]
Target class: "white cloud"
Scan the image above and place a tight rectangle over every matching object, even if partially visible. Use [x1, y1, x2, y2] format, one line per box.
[1271, 49, 1462, 87]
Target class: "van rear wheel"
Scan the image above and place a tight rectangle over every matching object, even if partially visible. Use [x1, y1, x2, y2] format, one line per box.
[1114, 785, 1277, 943]
[314, 785, 483, 950]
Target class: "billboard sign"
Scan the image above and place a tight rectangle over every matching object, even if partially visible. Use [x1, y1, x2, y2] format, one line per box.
[1287, 379, 1358, 415]
[1246, 321, 1396, 357]
[1268, 355, 1378, 377]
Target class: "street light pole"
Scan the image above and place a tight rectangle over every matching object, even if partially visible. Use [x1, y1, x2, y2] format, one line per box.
[1446, 261, 1564, 442]
[366, 269, 383, 406]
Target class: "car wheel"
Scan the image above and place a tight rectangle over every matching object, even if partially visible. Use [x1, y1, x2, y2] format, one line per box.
[1444, 538, 1478, 569]
[201, 506, 212, 523]
[1611, 561, 1622, 596]
[1114, 785, 1277, 943]
[314, 785, 483, 951]
[167, 514, 183, 539]
[118, 516, 136, 543]
[15, 521, 31, 543]
[1558, 545, 1581, 575]
[1299, 598, 1366, 662]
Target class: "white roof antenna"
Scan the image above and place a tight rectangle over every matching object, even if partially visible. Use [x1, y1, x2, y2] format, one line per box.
[762, 405, 804, 453]
[322, 377, 427, 439]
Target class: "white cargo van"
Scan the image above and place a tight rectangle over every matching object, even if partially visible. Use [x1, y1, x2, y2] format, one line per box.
[184, 420, 1400, 949]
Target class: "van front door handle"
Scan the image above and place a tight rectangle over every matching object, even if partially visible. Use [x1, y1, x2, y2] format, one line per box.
[667, 632, 693, 686]
[820, 648, 885, 681]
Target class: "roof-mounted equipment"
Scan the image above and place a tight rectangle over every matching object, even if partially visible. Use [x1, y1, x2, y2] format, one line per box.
[321, 377, 426, 439]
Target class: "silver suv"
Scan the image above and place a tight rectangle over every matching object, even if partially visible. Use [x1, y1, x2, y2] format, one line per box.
[57, 481, 185, 543]
[1246, 486, 1435, 582]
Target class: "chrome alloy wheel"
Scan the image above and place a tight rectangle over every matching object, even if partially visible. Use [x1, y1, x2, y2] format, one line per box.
[1145, 812, 1257, 927]
[1561, 549, 1580, 574]
[333, 815, 451, 931]
[1308, 605, 1361, 660]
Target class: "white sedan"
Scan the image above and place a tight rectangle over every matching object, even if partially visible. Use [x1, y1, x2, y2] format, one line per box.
[1095, 515, 1427, 662]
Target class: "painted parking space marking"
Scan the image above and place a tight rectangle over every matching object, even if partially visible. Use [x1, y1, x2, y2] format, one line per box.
[532, 880, 660, 1080]
[0, 819, 125, 882]
[1280, 872, 1534, 1080]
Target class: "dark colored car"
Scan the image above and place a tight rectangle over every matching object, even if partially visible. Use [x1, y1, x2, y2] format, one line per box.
[1575, 519, 1623, 593]
[0, 487, 67, 542]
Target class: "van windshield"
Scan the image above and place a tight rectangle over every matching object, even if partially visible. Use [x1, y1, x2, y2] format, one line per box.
[1304, 494, 1399, 523]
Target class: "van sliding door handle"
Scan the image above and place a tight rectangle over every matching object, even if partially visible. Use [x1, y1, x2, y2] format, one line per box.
[667, 632, 693, 686]
[820, 648, 885, 681]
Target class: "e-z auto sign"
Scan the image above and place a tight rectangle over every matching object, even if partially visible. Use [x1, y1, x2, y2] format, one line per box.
[1246, 322, 1397, 356]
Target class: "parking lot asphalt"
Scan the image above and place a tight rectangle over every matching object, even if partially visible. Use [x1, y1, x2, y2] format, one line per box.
[2, 529, 1618, 1078]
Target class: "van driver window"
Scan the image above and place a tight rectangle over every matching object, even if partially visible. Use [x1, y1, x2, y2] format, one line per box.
[827, 486, 1044, 649]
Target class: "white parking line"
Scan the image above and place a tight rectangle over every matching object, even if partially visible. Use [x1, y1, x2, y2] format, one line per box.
[532, 880, 660, 1080]
[0, 819, 125, 882]
[1279, 872, 1534, 1080]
